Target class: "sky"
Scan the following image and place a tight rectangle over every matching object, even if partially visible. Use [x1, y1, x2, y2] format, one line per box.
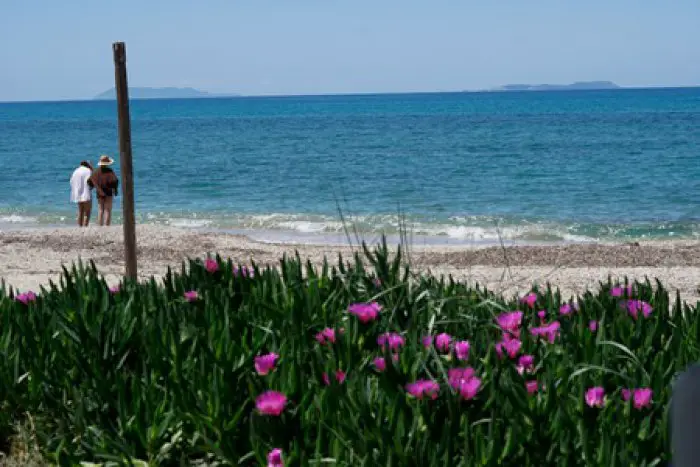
[1, 1, 699, 102]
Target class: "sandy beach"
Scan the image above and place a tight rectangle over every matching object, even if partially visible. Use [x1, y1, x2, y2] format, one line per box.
[1, 225, 699, 303]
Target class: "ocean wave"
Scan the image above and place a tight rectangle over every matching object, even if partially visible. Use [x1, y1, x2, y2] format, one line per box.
[0, 214, 38, 224]
[1, 210, 699, 243]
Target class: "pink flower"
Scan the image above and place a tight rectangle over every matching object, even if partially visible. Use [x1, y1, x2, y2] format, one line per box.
[520, 293, 538, 308]
[448, 367, 476, 388]
[15, 291, 37, 305]
[457, 377, 482, 400]
[447, 368, 481, 400]
[611, 285, 633, 297]
[109, 285, 120, 294]
[585, 387, 605, 408]
[435, 333, 452, 353]
[255, 391, 287, 416]
[517, 354, 535, 374]
[589, 320, 598, 332]
[406, 379, 440, 400]
[622, 387, 653, 409]
[454, 340, 470, 361]
[537, 310, 546, 320]
[184, 290, 198, 302]
[422, 335, 433, 348]
[496, 311, 523, 337]
[373, 357, 387, 372]
[204, 257, 219, 273]
[373, 277, 381, 288]
[377, 332, 405, 351]
[625, 300, 653, 320]
[268, 448, 283, 467]
[315, 327, 336, 345]
[621, 388, 631, 401]
[559, 303, 572, 315]
[495, 337, 522, 359]
[322, 370, 346, 386]
[526, 380, 539, 395]
[254, 353, 279, 375]
[348, 302, 381, 323]
[530, 321, 561, 344]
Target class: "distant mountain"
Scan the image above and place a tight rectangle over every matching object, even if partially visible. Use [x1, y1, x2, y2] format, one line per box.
[489, 81, 621, 92]
[94, 87, 238, 100]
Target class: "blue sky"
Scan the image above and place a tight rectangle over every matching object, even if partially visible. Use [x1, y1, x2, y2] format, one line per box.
[1, 1, 699, 101]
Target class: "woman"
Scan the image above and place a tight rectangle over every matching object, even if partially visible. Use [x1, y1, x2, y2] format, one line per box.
[69, 160, 93, 226]
[89, 155, 119, 226]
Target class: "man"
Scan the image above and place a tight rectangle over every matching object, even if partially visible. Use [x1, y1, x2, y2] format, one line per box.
[69, 160, 93, 226]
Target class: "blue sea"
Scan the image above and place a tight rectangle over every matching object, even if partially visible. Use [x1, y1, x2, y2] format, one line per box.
[1, 88, 699, 245]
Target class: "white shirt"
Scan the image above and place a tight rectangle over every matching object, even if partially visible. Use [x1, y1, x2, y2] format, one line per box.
[70, 166, 92, 203]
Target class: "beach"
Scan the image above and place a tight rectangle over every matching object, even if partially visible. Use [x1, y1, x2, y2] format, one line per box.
[2, 225, 699, 303]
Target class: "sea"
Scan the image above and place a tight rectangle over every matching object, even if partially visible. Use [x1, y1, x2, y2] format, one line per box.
[1, 88, 699, 245]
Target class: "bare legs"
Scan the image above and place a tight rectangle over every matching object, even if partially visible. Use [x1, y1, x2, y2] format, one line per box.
[97, 196, 113, 226]
[77, 201, 92, 227]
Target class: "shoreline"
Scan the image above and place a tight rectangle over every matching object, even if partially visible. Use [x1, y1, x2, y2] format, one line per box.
[1, 225, 699, 303]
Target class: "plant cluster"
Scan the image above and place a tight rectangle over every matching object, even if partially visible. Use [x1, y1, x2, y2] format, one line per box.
[0, 240, 695, 466]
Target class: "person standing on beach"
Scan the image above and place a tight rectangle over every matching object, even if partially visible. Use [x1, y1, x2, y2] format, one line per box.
[90, 155, 119, 226]
[69, 160, 94, 226]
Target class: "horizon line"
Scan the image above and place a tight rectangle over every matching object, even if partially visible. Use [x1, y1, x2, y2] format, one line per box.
[2, 84, 699, 104]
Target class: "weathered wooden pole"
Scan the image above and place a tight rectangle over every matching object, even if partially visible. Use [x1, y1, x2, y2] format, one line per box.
[672, 364, 700, 466]
[112, 42, 138, 280]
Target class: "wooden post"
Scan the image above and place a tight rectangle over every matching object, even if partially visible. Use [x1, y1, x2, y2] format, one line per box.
[112, 42, 138, 280]
[672, 364, 700, 466]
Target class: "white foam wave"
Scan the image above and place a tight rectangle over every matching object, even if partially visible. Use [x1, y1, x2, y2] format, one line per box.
[0, 215, 38, 224]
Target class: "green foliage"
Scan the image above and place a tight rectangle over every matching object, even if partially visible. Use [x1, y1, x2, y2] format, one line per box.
[0, 240, 697, 466]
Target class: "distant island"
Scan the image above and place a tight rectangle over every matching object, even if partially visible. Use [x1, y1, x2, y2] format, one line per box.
[487, 81, 621, 92]
[94, 87, 239, 100]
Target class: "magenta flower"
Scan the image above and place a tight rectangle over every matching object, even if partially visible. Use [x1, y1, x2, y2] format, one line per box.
[315, 327, 337, 345]
[625, 300, 653, 320]
[109, 285, 120, 294]
[322, 370, 346, 386]
[454, 340, 470, 361]
[268, 448, 283, 467]
[457, 376, 482, 400]
[622, 387, 653, 409]
[255, 391, 287, 416]
[15, 291, 37, 305]
[422, 335, 433, 348]
[537, 310, 546, 320]
[184, 290, 198, 302]
[585, 387, 605, 408]
[611, 285, 633, 297]
[589, 320, 598, 332]
[373, 357, 387, 372]
[406, 379, 440, 400]
[204, 257, 219, 273]
[520, 293, 538, 308]
[254, 353, 279, 375]
[448, 367, 476, 389]
[377, 332, 405, 351]
[530, 321, 561, 344]
[559, 303, 572, 315]
[495, 337, 522, 359]
[435, 333, 452, 353]
[447, 368, 481, 400]
[517, 354, 535, 374]
[526, 380, 539, 395]
[496, 311, 523, 337]
[348, 302, 381, 323]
